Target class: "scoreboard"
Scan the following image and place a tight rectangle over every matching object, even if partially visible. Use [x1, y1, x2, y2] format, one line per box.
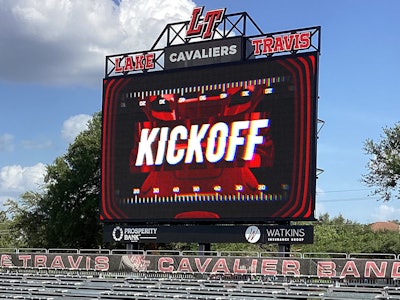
[101, 51, 318, 223]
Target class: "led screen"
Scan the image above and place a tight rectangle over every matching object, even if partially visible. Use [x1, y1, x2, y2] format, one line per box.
[101, 52, 318, 223]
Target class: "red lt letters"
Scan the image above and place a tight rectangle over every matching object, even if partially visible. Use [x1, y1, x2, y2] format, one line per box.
[186, 7, 225, 40]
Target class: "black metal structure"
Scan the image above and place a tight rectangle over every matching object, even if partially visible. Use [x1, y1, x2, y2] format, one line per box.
[105, 11, 321, 78]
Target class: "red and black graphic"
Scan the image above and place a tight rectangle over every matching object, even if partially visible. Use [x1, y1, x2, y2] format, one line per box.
[129, 89, 273, 198]
[101, 52, 318, 223]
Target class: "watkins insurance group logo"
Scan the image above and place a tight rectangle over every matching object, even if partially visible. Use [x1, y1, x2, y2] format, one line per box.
[245, 226, 261, 243]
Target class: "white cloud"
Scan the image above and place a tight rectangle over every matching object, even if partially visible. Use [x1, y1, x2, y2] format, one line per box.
[0, 134, 14, 151]
[315, 185, 327, 217]
[315, 202, 327, 219]
[61, 114, 92, 142]
[0, 163, 46, 193]
[0, 163, 46, 209]
[21, 139, 53, 150]
[316, 185, 325, 197]
[372, 204, 400, 222]
[0, 0, 195, 86]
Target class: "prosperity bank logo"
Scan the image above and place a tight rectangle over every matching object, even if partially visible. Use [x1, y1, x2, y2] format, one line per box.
[112, 226, 158, 242]
[112, 226, 123, 242]
[134, 119, 270, 167]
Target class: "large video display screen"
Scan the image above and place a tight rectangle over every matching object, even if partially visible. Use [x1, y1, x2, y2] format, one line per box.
[101, 52, 318, 223]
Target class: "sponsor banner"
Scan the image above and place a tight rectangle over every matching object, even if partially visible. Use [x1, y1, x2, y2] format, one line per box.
[164, 37, 243, 69]
[2, 253, 400, 279]
[103, 225, 313, 244]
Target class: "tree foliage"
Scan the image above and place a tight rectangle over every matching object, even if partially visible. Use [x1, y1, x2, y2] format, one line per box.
[363, 123, 400, 201]
[298, 214, 400, 254]
[6, 112, 103, 248]
[5, 191, 47, 247]
[0, 211, 13, 247]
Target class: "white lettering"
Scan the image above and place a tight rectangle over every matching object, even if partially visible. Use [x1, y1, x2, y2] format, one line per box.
[155, 127, 169, 165]
[185, 124, 211, 163]
[206, 122, 229, 163]
[135, 128, 160, 166]
[225, 121, 250, 161]
[169, 52, 177, 62]
[168, 44, 239, 64]
[244, 119, 270, 160]
[166, 125, 187, 165]
[134, 119, 270, 167]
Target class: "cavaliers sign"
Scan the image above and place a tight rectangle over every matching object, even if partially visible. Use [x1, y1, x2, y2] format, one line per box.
[164, 36, 243, 69]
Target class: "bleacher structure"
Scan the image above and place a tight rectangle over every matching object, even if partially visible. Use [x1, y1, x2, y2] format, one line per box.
[1, 272, 400, 299]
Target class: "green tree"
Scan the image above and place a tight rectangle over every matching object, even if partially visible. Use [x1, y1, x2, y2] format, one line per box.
[6, 112, 103, 248]
[363, 123, 400, 201]
[5, 191, 46, 247]
[0, 211, 13, 247]
[299, 214, 367, 254]
[299, 214, 400, 254]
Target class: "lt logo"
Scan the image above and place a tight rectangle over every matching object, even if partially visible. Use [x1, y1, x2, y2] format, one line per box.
[186, 7, 225, 40]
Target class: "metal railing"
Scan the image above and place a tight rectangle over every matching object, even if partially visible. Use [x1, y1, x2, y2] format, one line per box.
[1, 248, 400, 259]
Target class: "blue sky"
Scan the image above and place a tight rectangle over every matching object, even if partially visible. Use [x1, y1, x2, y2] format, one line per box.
[0, 0, 399, 224]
